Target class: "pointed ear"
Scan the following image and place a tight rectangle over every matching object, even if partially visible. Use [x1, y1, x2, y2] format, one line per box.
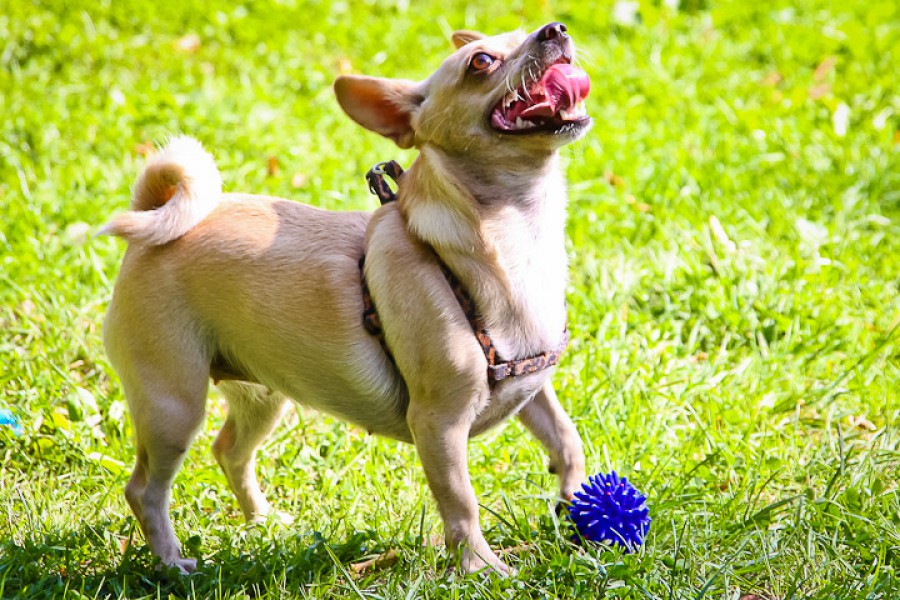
[334, 76, 422, 149]
[451, 30, 486, 49]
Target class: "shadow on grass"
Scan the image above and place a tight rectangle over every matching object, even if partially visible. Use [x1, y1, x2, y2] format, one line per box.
[0, 516, 620, 598]
[0, 520, 385, 598]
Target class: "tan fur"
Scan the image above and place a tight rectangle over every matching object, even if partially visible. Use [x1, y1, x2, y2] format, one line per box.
[100, 136, 222, 245]
[103, 23, 589, 575]
[451, 30, 487, 49]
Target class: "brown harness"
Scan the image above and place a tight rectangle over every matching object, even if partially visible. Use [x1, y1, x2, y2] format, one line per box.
[360, 161, 569, 386]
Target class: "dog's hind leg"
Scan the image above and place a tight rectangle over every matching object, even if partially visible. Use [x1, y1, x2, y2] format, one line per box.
[118, 356, 209, 573]
[518, 381, 585, 502]
[212, 381, 289, 522]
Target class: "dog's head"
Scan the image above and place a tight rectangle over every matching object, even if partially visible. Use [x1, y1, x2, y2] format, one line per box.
[334, 23, 591, 158]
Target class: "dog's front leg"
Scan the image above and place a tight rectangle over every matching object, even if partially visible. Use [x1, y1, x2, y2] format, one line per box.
[407, 403, 510, 576]
[518, 381, 585, 502]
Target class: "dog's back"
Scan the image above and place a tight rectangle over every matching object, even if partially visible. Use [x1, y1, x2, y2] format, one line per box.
[103, 140, 411, 441]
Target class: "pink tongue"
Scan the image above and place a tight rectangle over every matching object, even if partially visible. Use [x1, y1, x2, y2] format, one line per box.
[520, 63, 591, 119]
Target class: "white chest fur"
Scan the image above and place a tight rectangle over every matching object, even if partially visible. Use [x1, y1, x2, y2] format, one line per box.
[402, 151, 571, 362]
[477, 194, 569, 360]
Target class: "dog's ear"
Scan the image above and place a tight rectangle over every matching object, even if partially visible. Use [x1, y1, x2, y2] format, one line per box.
[334, 76, 422, 149]
[451, 30, 485, 49]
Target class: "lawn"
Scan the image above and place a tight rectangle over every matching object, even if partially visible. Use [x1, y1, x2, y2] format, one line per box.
[1, 0, 898, 598]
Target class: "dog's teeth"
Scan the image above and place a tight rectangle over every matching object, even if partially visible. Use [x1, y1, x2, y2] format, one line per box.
[558, 103, 587, 121]
[515, 117, 527, 129]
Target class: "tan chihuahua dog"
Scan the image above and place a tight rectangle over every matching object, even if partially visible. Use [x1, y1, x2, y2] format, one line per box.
[102, 22, 590, 575]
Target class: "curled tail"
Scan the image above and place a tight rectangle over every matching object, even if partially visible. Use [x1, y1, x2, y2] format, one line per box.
[100, 136, 222, 245]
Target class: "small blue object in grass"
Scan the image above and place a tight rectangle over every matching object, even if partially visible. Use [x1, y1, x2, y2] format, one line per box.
[0, 409, 23, 435]
[568, 471, 650, 551]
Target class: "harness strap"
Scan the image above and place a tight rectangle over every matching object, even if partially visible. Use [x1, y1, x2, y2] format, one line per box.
[436, 262, 569, 383]
[360, 161, 568, 386]
[360, 255, 394, 364]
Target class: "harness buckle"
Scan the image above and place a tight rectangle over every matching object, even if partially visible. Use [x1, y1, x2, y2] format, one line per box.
[366, 160, 405, 205]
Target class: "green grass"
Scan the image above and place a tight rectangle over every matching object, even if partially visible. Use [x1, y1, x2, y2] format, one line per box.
[1, 0, 898, 597]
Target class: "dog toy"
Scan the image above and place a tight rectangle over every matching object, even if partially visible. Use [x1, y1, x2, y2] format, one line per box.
[0, 409, 23, 435]
[568, 471, 650, 551]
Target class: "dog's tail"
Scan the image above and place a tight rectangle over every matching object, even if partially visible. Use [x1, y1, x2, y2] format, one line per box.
[99, 136, 222, 246]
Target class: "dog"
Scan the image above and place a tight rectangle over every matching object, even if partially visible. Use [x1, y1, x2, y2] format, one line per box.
[102, 22, 590, 575]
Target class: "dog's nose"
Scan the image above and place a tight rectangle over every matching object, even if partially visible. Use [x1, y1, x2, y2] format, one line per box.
[538, 22, 568, 42]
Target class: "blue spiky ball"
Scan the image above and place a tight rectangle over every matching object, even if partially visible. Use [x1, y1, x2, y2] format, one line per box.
[568, 471, 650, 551]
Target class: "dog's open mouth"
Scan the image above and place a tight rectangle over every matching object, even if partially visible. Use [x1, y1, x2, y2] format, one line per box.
[490, 61, 591, 134]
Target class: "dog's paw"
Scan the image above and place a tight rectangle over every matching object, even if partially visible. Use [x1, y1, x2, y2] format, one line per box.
[247, 510, 295, 528]
[173, 557, 198, 574]
[271, 510, 295, 526]
[158, 557, 197, 575]
[460, 547, 514, 577]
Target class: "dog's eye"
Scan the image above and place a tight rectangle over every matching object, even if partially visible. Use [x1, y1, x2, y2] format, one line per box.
[469, 53, 496, 72]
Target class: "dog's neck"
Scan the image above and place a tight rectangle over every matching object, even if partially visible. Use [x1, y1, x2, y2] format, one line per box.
[397, 145, 569, 355]
[397, 145, 566, 250]
[428, 146, 560, 208]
